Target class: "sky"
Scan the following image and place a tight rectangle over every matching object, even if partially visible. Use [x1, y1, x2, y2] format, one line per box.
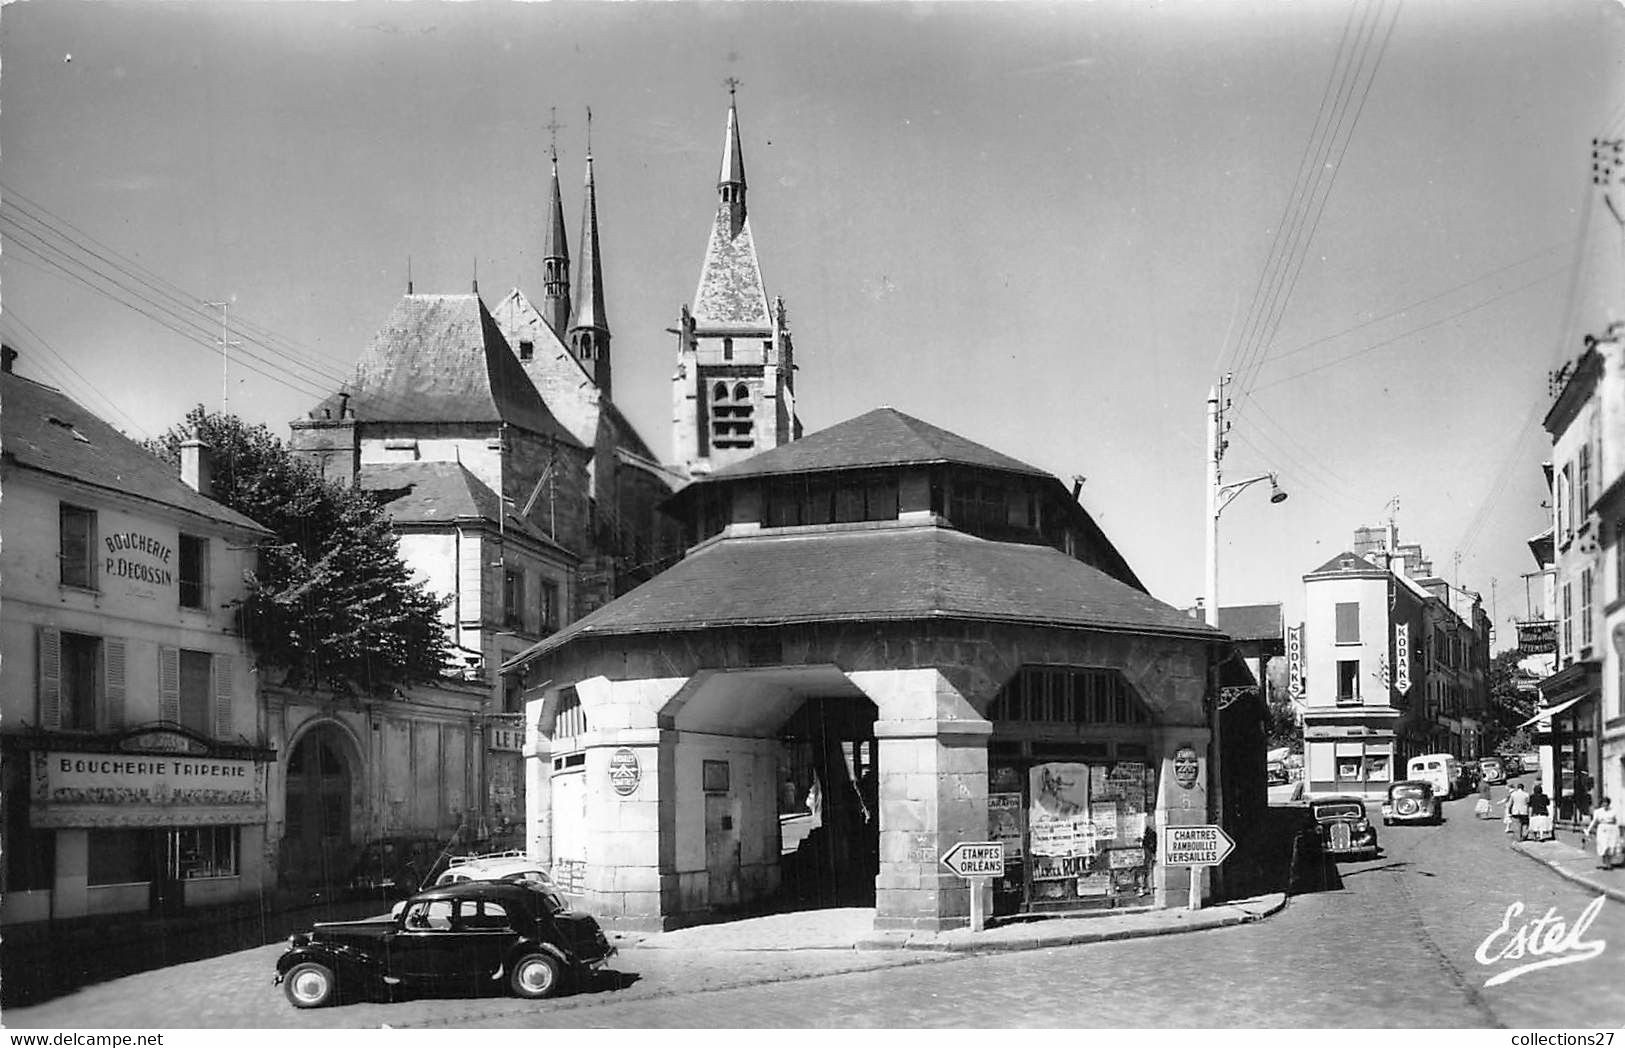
[3, 0, 1624, 643]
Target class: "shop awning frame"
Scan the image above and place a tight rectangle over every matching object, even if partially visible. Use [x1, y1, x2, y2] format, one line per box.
[1517, 695, 1588, 729]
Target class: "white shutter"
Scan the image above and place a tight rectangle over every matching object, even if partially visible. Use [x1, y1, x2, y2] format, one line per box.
[38, 627, 61, 730]
[159, 646, 181, 723]
[104, 637, 127, 728]
[212, 653, 234, 740]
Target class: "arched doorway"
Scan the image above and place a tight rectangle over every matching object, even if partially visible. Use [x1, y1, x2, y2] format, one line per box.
[283, 724, 355, 895]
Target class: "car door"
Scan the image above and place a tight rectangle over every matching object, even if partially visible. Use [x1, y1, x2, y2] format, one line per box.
[389, 898, 463, 987]
[448, 898, 523, 993]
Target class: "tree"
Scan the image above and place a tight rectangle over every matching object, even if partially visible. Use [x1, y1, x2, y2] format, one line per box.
[1263, 658, 1301, 752]
[147, 407, 450, 692]
[1482, 648, 1539, 754]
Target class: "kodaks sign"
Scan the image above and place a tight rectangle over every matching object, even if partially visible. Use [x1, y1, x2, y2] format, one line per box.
[31, 750, 267, 827]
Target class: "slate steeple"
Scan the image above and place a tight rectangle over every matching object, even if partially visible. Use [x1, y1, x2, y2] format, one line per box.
[541, 154, 572, 338]
[718, 88, 747, 239]
[569, 142, 611, 398]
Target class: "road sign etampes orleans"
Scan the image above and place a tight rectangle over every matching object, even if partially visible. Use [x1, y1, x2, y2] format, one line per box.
[1163, 824, 1235, 867]
[940, 841, 1005, 878]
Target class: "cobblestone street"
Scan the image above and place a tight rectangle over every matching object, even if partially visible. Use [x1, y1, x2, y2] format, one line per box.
[6, 793, 1622, 1029]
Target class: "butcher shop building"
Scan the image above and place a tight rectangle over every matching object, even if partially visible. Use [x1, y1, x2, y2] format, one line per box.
[504, 407, 1227, 932]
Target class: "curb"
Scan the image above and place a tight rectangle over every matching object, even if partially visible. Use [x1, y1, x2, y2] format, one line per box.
[854, 893, 1287, 954]
[1510, 843, 1625, 904]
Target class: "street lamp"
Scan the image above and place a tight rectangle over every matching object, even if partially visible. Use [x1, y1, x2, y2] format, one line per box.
[1204, 382, 1288, 629]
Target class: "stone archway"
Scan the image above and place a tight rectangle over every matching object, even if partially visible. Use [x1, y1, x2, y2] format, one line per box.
[282, 721, 361, 895]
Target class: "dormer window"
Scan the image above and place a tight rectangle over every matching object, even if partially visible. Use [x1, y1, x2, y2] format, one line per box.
[519, 340, 534, 361]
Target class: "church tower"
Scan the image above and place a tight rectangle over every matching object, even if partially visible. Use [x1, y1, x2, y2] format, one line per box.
[541, 153, 572, 338]
[568, 152, 612, 398]
[672, 89, 800, 477]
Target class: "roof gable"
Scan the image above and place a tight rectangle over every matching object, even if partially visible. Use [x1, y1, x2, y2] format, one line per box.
[316, 294, 578, 446]
[358, 461, 571, 555]
[1305, 551, 1386, 578]
[1, 372, 269, 535]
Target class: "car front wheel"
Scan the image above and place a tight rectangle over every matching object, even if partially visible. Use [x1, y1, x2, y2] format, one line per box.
[283, 962, 337, 1009]
[511, 952, 564, 999]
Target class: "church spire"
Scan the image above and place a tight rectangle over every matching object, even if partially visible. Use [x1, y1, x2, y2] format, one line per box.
[718, 79, 747, 239]
[541, 152, 572, 337]
[569, 115, 611, 396]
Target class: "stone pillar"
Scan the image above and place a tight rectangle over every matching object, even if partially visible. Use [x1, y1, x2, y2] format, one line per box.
[872, 719, 991, 931]
[1152, 726, 1213, 908]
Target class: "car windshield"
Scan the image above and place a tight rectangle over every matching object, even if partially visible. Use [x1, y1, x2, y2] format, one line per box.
[1391, 784, 1428, 797]
[1315, 802, 1365, 820]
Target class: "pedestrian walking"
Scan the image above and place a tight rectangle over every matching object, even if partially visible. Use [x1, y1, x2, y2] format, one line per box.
[1528, 784, 1552, 841]
[1583, 795, 1620, 869]
[1507, 781, 1531, 841]
[1476, 776, 1493, 820]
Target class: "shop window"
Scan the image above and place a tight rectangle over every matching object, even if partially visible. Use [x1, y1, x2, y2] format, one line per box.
[178, 534, 208, 609]
[1336, 660, 1360, 704]
[60, 503, 97, 589]
[1334, 602, 1360, 644]
[88, 829, 151, 886]
[176, 826, 239, 878]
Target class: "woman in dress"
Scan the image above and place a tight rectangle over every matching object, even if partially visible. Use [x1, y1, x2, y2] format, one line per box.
[1584, 795, 1620, 869]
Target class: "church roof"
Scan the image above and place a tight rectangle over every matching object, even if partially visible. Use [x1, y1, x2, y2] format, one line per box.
[694, 406, 1050, 482]
[311, 294, 579, 447]
[358, 461, 572, 555]
[506, 523, 1217, 666]
[543, 158, 570, 267]
[0, 369, 270, 536]
[719, 100, 746, 189]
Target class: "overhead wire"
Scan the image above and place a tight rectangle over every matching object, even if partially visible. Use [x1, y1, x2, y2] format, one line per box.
[0, 307, 151, 438]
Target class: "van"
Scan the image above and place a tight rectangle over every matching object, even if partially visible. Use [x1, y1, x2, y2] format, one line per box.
[1406, 754, 1461, 800]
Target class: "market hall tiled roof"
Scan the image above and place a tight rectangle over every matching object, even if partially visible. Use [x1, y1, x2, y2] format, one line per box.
[0, 369, 271, 536]
[310, 294, 580, 447]
[505, 522, 1219, 668]
[693, 407, 1050, 484]
[1185, 603, 1283, 643]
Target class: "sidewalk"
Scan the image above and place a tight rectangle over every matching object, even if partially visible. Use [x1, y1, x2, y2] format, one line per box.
[619, 893, 1287, 955]
[1511, 834, 1625, 903]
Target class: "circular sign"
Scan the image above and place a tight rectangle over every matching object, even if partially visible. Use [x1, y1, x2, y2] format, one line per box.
[608, 747, 641, 796]
[1174, 745, 1200, 790]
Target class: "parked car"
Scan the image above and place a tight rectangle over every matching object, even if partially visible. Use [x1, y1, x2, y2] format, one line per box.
[1267, 761, 1289, 786]
[387, 851, 566, 919]
[1380, 780, 1442, 826]
[1499, 753, 1524, 776]
[1479, 756, 1506, 785]
[1406, 753, 1462, 800]
[1308, 795, 1379, 859]
[276, 880, 615, 1008]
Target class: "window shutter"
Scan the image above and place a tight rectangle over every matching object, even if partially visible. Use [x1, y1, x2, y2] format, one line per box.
[38, 627, 61, 730]
[212, 653, 234, 740]
[159, 645, 181, 723]
[104, 637, 127, 729]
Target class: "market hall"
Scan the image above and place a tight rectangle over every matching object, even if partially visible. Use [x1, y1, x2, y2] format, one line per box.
[504, 407, 1229, 932]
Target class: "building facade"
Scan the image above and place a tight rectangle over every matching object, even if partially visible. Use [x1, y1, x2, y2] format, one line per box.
[1537, 323, 1625, 824]
[672, 98, 801, 479]
[0, 355, 275, 928]
[505, 407, 1228, 932]
[1298, 526, 1490, 800]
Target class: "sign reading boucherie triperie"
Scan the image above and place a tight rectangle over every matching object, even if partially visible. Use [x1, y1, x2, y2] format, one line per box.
[30, 750, 267, 827]
[1163, 824, 1236, 867]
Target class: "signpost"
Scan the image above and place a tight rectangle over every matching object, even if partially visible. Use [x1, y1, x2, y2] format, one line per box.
[1164, 824, 1235, 910]
[941, 841, 1004, 932]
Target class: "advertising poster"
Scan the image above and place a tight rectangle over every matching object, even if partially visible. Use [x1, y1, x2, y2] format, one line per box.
[1076, 872, 1112, 897]
[1090, 801, 1120, 842]
[1109, 847, 1146, 870]
[988, 792, 1025, 858]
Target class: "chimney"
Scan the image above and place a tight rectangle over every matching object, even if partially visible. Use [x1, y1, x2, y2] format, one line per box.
[1, 345, 17, 373]
[180, 437, 213, 496]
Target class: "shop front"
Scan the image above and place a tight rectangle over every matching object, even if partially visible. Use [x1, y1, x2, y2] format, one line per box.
[1531, 661, 1601, 826]
[5, 725, 274, 923]
[1301, 722, 1397, 800]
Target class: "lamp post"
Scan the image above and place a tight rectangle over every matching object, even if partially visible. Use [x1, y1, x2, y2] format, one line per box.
[1204, 382, 1287, 628]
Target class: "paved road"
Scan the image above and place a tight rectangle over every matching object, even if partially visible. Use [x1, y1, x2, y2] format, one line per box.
[7, 791, 1623, 1028]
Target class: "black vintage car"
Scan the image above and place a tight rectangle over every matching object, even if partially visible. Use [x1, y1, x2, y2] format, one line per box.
[1307, 795, 1379, 859]
[276, 880, 615, 1008]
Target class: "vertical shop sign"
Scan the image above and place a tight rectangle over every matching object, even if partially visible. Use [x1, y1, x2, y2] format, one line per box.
[1394, 622, 1412, 694]
[1287, 625, 1304, 700]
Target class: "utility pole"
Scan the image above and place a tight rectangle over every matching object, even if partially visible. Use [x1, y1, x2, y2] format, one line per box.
[206, 300, 241, 413]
